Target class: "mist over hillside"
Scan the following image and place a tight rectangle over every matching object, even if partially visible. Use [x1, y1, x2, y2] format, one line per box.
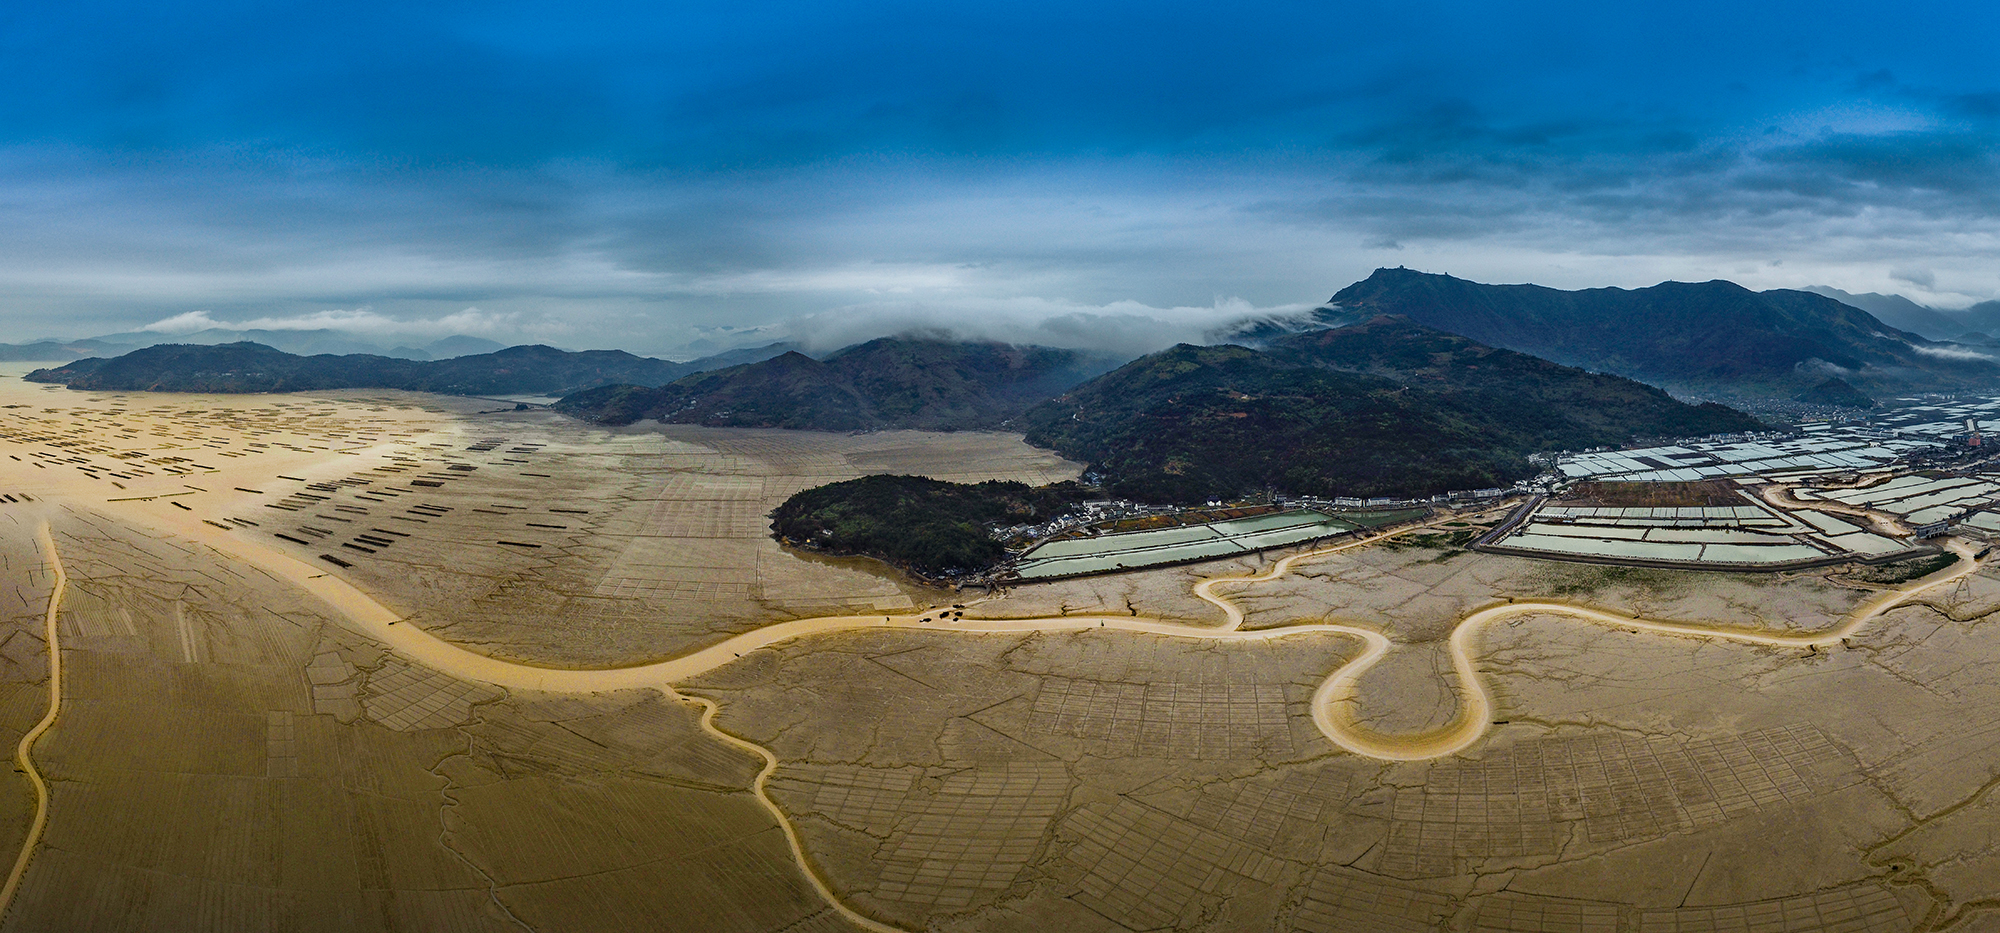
[624, 272, 2000, 397]
[0, 330, 513, 363]
[18, 268, 2000, 406]
[1320, 268, 2000, 398]
[22, 341, 799, 396]
[1801, 286, 2000, 343]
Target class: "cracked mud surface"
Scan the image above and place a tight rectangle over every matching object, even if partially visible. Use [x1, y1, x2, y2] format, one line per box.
[2, 370, 2000, 931]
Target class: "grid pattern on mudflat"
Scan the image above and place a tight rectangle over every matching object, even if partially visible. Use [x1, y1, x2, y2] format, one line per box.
[266, 711, 297, 778]
[1637, 884, 1914, 933]
[1187, 767, 1347, 847]
[1473, 893, 1622, 932]
[873, 762, 1067, 909]
[634, 498, 768, 538]
[594, 578, 758, 601]
[1288, 867, 1454, 933]
[779, 766, 914, 832]
[775, 909, 869, 933]
[359, 660, 500, 731]
[1382, 725, 1854, 877]
[1062, 800, 1286, 930]
[1028, 676, 1292, 759]
[589, 538, 759, 601]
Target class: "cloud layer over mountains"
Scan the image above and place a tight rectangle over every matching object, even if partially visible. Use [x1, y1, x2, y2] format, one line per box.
[6, 1, 2000, 350]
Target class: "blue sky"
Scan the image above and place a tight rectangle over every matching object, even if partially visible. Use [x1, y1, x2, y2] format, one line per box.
[5, 1, 2000, 353]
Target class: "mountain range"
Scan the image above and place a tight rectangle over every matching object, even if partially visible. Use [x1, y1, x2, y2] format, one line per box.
[1018, 315, 1759, 502]
[10, 268, 1998, 404]
[555, 338, 1125, 431]
[29, 266, 1959, 417]
[0, 331, 517, 363]
[23, 341, 795, 396]
[565, 315, 1762, 502]
[1802, 286, 2000, 342]
[1318, 268, 2000, 397]
[19, 282, 1797, 504]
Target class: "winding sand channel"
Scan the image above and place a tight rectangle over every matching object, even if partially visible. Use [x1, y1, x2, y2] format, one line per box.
[0, 522, 66, 920]
[96, 488, 1984, 764]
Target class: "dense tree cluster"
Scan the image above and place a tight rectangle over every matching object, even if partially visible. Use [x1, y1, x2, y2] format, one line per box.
[770, 475, 1089, 576]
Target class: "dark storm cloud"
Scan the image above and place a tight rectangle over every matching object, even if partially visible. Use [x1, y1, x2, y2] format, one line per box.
[7, 0, 2000, 348]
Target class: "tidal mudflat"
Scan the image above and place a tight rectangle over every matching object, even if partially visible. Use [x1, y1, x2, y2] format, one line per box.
[0, 370, 1991, 932]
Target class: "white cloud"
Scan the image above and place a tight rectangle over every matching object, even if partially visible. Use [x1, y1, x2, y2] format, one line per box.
[1910, 343, 1996, 361]
[140, 310, 222, 334]
[135, 306, 567, 341]
[24, 143, 2000, 355]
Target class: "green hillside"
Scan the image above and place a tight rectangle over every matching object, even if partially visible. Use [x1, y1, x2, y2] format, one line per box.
[1021, 316, 1761, 503]
[1327, 267, 1999, 395]
[557, 337, 1123, 431]
[29, 342, 695, 395]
